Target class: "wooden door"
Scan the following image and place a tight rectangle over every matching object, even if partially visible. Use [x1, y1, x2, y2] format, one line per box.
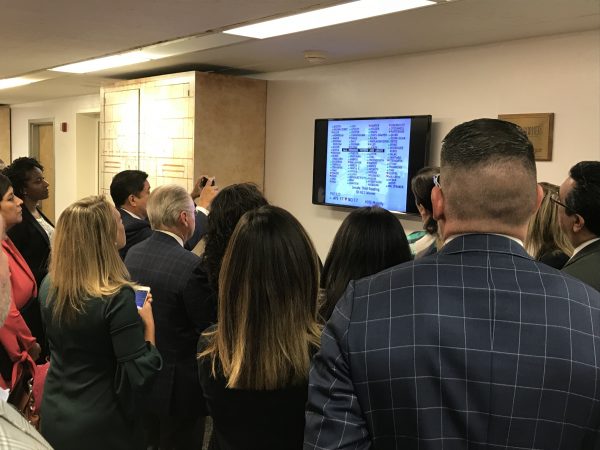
[31, 123, 55, 223]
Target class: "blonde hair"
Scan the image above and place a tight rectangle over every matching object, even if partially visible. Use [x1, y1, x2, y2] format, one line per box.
[147, 184, 193, 230]
[200, 205, 321, 390]
[48, 195, 132, 324]
[525, 182, 573, 259]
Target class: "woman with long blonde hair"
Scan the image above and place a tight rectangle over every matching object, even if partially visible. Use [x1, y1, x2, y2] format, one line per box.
[525, 182, 573, 268]
[39, 196, 161, 450]
[198, 205, 320, 450]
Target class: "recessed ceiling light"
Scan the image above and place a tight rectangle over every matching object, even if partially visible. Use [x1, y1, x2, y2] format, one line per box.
[224, 0, 435, 39]
[0, 77, 38, 90]
[49, 50, 153, 74]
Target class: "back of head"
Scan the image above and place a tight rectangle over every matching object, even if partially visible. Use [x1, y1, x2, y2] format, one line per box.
[525, 182, 573, 259]
[109, 170, 148, 207]
[49, 195, 130, 323]
[410, 166, 439, 235]
[321, 207, 412, 320]
[566, 161, 600, 237]
[146, 184, 191, 230]
[203, 183, 268, 290]
[440, 118, 537, 230]
[2, 157, 43, 198]
[210, 205, 320, 390]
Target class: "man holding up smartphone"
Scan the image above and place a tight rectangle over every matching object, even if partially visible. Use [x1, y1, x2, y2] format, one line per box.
[110, 171, 218, 259]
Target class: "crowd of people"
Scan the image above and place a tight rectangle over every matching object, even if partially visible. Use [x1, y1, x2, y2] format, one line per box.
[0, 117, 598, 449]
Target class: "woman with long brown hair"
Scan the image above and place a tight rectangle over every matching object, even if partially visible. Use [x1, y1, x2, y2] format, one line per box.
[39, 196, 162, 450]
[198, 205, 320, 450]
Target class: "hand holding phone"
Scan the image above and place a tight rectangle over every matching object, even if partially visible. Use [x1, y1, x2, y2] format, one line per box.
[135, 286, 151, 309]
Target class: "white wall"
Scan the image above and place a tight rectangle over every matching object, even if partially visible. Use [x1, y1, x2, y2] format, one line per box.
[10, 95, 100, 217]
[260, 30, 600, 258]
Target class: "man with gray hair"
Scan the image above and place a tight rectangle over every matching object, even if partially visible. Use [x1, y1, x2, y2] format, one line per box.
[304, 119, 600, 449]
[125, 184, 213, 450]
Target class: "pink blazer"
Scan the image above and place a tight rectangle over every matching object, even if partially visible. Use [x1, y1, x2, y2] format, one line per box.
[0, 238, 37, 389]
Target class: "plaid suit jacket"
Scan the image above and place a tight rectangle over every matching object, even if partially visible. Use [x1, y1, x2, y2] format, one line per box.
[125, 231, 214, 416]
[305, 234, 600, 449]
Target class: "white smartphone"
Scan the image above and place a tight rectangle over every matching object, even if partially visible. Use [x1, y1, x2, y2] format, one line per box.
[134, 286, 150, 309]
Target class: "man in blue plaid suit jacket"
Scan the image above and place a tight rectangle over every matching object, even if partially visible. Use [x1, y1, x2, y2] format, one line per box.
[305, 119, 600, 449]
[125, 184, 214, 450]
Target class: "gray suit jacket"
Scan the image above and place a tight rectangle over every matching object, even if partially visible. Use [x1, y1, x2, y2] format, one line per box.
[305, 234, 600, 450]
[562, 238, 600, 292]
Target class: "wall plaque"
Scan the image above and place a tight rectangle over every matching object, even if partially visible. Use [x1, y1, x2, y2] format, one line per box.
[498, 113, 554, 161]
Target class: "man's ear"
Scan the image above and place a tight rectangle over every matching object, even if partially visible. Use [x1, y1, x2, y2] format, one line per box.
[572, 213, 586, 233]
[534, 183, 544, 213]
[431, 186, 444, 222]
[127, 194, 137, 207]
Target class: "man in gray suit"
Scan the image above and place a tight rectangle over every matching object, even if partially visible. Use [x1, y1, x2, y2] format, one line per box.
[304, 119, 600, 449]
[125, 184, 213, 450]
[556, 161, 600, 291]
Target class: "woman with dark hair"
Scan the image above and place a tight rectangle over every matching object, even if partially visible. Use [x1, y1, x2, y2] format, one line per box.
[201, 183, 268, 294]
[410, 166, 442, 258]
[39, 196, 161, 450]
[198, 205, 321, 450]
[3, 157, 53, 286]
[319, 206, 412, 321]
[0, 173, 42, 390]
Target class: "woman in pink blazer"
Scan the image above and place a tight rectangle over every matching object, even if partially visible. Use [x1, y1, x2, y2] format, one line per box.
[0, 173, 41, 393]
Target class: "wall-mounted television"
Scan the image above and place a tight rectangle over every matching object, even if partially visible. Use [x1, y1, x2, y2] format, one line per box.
[312, 115, 432, 215]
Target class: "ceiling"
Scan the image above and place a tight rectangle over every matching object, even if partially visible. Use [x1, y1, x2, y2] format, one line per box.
[1, 0, 599, 105]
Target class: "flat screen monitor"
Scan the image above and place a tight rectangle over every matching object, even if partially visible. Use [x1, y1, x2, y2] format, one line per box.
[312, 115, 432, 214]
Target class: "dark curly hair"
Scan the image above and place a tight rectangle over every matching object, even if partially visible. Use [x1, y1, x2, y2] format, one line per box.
[202, 183, 268, 292]
[2, 157, 44, 198]
[410, 166, 439, 235]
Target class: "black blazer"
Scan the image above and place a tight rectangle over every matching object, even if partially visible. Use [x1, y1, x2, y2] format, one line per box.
[305, 234, 600, 449]
[124, 232, 214, 416]
[562, 238, 600, 291]
[119, 208, 208, 259]
[7, 207, 53, 286]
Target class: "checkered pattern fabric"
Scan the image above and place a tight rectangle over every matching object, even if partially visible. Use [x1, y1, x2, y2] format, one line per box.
[305, 234, 600, 449]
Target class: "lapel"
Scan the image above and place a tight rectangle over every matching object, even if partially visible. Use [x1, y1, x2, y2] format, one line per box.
[563, 238, 600, 268]
[439, 233, 532, 260]
[2, 238, 37, 295]
[22, 207, 51, 247]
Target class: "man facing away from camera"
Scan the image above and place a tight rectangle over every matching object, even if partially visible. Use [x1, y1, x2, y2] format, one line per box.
[304, 118, 600, 449]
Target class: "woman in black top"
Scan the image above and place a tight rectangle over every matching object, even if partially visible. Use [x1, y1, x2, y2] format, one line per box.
[197, 205, 321, 450]
[4, 157, 53, 286]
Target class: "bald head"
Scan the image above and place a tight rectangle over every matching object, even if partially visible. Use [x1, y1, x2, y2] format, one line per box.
[436, 118, 539, 236]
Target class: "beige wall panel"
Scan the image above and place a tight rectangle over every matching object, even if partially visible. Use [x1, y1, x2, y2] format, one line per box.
[0, 106, 10, 164]
[194, 73, 267, 190]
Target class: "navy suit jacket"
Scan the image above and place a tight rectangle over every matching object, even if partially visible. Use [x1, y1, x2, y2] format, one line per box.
[119, 208, 208, 259]
[124, 232, 214, 416]
[563, 239, 600, 292]
[305, 234, 600, 449]
[7, 207, 53, 287]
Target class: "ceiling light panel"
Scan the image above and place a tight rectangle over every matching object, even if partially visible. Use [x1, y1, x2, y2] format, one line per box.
[49, 51, 153, 74]
[224, 0, 435, 39]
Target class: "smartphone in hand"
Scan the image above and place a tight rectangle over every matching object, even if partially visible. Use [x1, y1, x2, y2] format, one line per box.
[134, 286, 151, 309]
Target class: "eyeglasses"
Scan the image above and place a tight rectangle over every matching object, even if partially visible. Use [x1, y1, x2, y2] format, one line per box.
[550, 193, 574, 213]
[433, 174, 441, 188]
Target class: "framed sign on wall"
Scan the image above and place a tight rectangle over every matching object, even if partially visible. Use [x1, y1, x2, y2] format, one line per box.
[498, 113, 554, 161]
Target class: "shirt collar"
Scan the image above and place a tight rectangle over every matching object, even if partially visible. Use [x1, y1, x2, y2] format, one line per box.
[445, 233, 524, 247]
[120, 208, 143, 220]
[570, 237, 600, 258]
[156, 230, 184, 247]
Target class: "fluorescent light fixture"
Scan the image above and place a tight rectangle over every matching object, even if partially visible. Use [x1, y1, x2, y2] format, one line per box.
[0, 77, 39, 90]
[224, 0, 435, 39]
[49, 50, 153, 74]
